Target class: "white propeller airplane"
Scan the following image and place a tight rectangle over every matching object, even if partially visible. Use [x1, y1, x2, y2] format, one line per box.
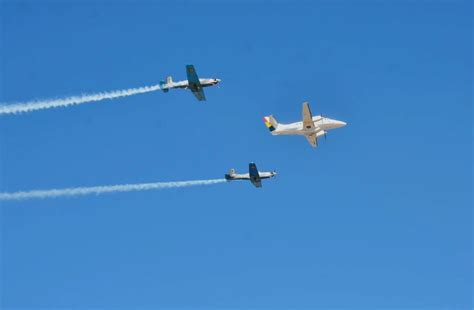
[225, 163, 276, 188]
[263, 101, 347, 148]
[160, 65, 221, 101]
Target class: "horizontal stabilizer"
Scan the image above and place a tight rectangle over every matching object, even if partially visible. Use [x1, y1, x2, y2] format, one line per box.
[159, 81, 169, 93]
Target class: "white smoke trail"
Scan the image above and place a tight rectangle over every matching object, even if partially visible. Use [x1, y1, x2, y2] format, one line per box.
[0, 179, 226, 202]
[0, 84, 162, 115]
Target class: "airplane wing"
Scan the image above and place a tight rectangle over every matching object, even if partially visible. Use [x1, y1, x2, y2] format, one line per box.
[305, 134, 318, 148]
[249, 163, 259, 177]
[186, 65, 201, 85]
[251, 179, 262, 188]
[302, 101, 315, 130]
[186, 65, 206, 101]
[191, 88, 206, 101]
[249, 163, 262, 188]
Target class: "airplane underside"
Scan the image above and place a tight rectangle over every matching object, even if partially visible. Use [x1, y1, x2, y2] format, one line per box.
[274, 129, 321, 135]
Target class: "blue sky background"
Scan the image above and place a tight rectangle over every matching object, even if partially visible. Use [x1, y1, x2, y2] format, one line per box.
[0, 0, 472, 309]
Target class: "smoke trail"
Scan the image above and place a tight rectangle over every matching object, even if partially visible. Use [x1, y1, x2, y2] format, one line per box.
[0, 84, 162, 115]
[0, 179, 226, 202]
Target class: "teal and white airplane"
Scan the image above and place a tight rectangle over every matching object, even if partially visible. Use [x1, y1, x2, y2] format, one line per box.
[225, 163, 277, 188]
[160, 65, 221, 101]
[263, 102, 347, 148]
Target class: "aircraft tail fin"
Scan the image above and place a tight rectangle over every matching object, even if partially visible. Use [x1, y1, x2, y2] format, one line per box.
[159, 76, 173, 93]
[225, 169, 236, 181]
[263, 115, 278, 132]
[159, 82, 168, 92]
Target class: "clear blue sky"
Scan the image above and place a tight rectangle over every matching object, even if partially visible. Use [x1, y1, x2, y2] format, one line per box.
[0, 0, 471, 308]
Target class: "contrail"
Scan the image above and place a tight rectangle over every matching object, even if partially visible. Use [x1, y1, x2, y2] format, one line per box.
[0, 84, 162, 115]
[0, 179, 226, 202]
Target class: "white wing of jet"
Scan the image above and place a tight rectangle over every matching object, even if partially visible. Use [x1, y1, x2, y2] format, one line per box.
[305, 134, 318, 148]
[302, 102, 318, 147]
[302, 101, 315, 130]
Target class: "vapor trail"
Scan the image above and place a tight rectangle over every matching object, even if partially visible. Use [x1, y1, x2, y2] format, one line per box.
[0, 84, 162, 115]
[0, 179, 226, 201]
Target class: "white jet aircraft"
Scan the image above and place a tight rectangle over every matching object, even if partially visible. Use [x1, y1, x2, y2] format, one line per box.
[160, 65, 221, 101]
[263, 101, 347, 148]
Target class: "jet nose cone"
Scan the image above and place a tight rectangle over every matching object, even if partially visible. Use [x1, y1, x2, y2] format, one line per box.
[336, 120, 347, 128]
[215, 78, 221, 84]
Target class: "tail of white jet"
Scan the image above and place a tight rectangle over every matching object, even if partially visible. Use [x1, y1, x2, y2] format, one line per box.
[263, 102, 346, 148]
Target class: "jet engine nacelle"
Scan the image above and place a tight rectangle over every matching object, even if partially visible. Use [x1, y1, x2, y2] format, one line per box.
[316, 130, 326, 138]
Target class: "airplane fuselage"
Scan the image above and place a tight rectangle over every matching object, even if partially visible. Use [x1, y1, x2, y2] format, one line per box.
[225, 171, 276, 181]
[160, 65, 220, 101]
[271, 116, 346, 136]
[162, 78, 220, 90]
[225, 163, 277, 188]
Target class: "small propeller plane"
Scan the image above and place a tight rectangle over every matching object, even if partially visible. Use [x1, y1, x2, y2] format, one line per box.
[263, 101, 347, 148]
[225, 162, 277, 188]
[159, 65, 221, 101]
